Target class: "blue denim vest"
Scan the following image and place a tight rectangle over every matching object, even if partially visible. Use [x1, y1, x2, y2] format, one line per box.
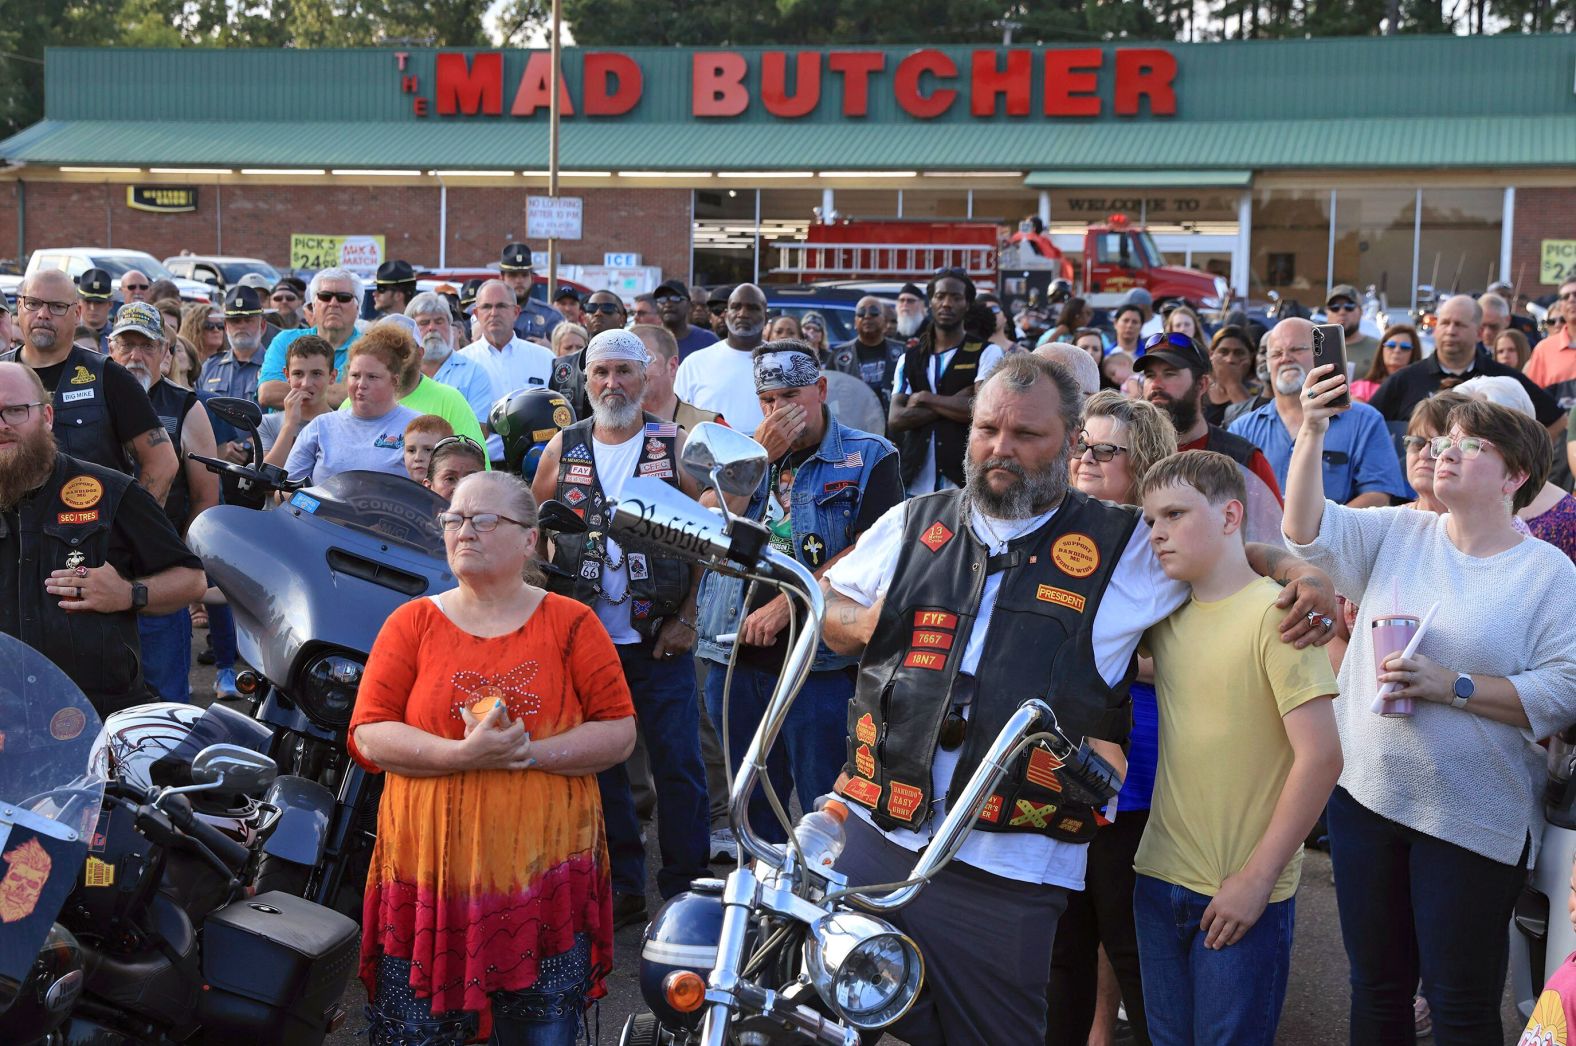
[695, 413, 895, 673]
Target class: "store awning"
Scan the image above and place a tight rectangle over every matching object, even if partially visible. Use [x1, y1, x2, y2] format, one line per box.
[1025, 169, 1253, 189]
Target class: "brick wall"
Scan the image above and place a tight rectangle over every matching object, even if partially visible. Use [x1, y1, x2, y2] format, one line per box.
[0, 179, 692, 284]
[1511, 187, 1576, 295]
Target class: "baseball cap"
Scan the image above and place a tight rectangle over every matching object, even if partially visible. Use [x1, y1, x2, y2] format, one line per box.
[500, 243, 533, 271]
[109, 302, 166, 342]
[236, 272, 273, 292]
[654, 278, 688, 300]
[224, 285, 264, 317]
[375, 259, 416, 286]
[554, 285, 582, 305]
[271, 276, 307, 298]
[77, 268, 114, 300]
[1326, 284, 1360, 306]
[1133, 332, 1208, 376]
[706, 285, 735, 308]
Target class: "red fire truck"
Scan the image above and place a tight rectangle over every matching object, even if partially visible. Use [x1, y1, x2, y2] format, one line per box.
[774, 213, 1227, 312]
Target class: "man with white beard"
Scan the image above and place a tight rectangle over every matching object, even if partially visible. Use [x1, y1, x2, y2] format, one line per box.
[405, 292, 495, 434]
[107, 302, 220, 703]
[532, 328, 711, 929]
[1228, 318, 1405, 506]
[895, 282, 929, 343]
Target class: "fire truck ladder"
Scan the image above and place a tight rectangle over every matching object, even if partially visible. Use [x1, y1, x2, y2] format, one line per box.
[773, 242, 998, 289]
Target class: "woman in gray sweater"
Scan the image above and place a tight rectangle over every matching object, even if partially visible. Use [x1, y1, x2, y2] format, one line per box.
[1283, 367, 1576, 1045]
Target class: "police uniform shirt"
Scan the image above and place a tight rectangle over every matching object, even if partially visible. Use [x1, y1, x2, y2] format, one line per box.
[199, 350, 264, 402]
[512, 299, 564, 343]
[32, 357, 163, 464]
[0, 462, 202, 639]
[823, 499, 1188, 888]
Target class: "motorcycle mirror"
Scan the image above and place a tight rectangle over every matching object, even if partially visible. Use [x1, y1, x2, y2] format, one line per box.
[190, 744, 277, 795]
[206, 396, 263, 434]
[537, 499, 588, 536]
[681, 422, 768, 499]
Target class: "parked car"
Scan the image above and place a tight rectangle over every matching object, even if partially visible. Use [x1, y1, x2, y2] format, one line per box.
[764, 284, 894, 343]
[25, 247, 214, 301]
[163, 254, 282, 290]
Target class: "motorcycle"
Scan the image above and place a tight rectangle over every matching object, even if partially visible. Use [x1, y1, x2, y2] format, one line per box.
[601, 424, 1122, 1046]
[1510, 726, 1576, 1020]
[0, 634, 359, 1044]
[185, 396, 456, 914]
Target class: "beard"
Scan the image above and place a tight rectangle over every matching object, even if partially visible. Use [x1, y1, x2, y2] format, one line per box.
[1149, 385, 1202, 436]
[0, 424, 58, 510]
[963, 443, 1071, 521]
[896, 312, 925, 338]
[727, 316, 764, 339]
[123, 361, 155, 391]
[421, 331, 454, 363]
[1273, 364, 1307, 396]
[592, 390, 642, 430]
[229, 330, 262, 354]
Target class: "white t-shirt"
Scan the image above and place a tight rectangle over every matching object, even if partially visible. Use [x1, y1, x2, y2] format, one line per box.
[283, 404, 421, 485]
[589, 429, 647, 645]
[891, 343, 1005, 496]
[825, 498, 1188, 889]
[675, 342, 764, 434]
[458, 336, 555, 459]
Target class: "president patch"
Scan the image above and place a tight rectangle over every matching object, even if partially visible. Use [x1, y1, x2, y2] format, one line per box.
[1035, 585, 1086, 612]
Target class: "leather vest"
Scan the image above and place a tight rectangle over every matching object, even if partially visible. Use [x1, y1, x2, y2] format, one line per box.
[842, 488, 1139, 842]
[6, 455, 147, 715]
[893, 340, 985, 490]
[2, 346, 127, 474]
[1204, 425, 1261, 470]
[549, 349, 591, 423]
[146, 381, 195, 531]
[547, 414, 691, 641]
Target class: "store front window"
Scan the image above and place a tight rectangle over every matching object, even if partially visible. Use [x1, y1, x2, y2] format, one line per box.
[1251, 189, 1334, 307]
[1332, 188, 1416, 309]
[1418, 188, 1502, 301]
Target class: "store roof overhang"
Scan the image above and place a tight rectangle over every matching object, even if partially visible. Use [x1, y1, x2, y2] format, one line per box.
[4, 116, 1574, 174]
[1025, 169, 1252, 189]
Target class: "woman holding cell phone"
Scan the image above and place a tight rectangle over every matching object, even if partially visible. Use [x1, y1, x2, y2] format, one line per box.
[1282, 363, 1576, 1046]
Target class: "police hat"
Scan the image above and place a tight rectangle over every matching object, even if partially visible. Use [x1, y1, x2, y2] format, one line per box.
[78, 268, 114, 300]
[500, 242, 534, 271]
[460, 278, 485, 308]
[224, 285, 264, 317]
[375, 259, 417, 287]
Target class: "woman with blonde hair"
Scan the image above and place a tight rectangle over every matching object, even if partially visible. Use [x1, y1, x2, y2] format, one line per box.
[180, 301, 227, 364]
[284, 324, 422, 484]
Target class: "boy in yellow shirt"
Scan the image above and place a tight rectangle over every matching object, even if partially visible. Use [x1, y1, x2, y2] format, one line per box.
[1134, 452, 1343, 1046]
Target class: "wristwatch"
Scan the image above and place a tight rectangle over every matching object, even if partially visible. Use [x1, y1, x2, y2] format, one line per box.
[129, 582, 149, 611]
[1451, 672, 1475, 709]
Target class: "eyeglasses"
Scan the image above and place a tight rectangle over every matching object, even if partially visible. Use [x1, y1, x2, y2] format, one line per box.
[315, 291, 356, 304]
[1327, 302, 1359, 312]
[938, 673, 977, 750]
[854, 307, 884, 318]
[1142, 332, 1199, 356]
[0, 402, 45, 426]
[1429, 435, 1496, 459]
[1075, 435, 1129, 462]
[1382, 339, 1414, 350]
[584, 301, 625, 315]
[436, 510, 532, 533]
[20, 296, 74, 316]
[1400, 435, 1433, 455]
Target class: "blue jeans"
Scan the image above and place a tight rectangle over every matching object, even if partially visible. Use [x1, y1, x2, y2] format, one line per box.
[208, 602, 237, 671]
[367, 933, 590, 1046]
[1325, 785, 1527, 1046]
[1133, 873, 1295, 1046]
[138, 608, 191, 703]
[703, 662, 853, 844]
[596, 646, 709, 900]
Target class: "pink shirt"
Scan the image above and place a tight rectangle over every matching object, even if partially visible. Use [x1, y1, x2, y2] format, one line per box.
[1520, 953, 1576, 1045]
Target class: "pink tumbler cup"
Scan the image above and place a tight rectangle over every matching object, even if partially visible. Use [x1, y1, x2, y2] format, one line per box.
[1372, 614, 1420, 718]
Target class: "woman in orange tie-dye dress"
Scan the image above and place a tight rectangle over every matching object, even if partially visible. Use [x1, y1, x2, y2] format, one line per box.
[350, 471, 636, 1045]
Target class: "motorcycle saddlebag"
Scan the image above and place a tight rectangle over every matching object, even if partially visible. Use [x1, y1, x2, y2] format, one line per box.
[198, 890, 359, 1044]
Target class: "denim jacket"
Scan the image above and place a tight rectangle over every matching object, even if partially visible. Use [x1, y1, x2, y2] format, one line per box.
[695, 412, 896, 673]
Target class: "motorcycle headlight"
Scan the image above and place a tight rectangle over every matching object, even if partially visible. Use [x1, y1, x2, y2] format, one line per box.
[803, 912, 923, 1030]
[298, 652, 364, 728]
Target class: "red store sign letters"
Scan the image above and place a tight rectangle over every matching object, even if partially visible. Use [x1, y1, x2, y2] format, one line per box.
[398, 48, 1178, 120]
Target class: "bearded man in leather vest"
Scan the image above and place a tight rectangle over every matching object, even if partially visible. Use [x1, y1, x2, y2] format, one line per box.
[531, 329, 710, 929]
[820, 354, 1340, 1046]
[0, 362, 206, 717]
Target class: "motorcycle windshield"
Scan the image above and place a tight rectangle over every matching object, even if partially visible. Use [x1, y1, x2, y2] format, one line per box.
[295, 470, 450, 558]
[0, 634, 105, 1008]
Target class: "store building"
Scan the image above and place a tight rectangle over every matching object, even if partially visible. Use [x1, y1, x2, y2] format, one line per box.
[2, 34, 1574, 307]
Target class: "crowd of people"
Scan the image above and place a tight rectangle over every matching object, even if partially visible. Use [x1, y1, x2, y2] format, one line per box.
[2, 240, 1576, 1046]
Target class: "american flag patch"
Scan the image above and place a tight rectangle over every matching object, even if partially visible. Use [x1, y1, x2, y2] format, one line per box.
[644, 422, 678, 437]
[836, 451, 863, 469]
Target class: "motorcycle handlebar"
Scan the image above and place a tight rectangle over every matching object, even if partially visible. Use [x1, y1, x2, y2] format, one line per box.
[188, 453, 306, 495]
[160, 792, 252, 871]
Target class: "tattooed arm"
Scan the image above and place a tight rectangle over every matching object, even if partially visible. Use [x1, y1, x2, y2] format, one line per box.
[128, 425, 178, 507]
[1245, 542, 1339, 649]
[821, 582, 883, 656]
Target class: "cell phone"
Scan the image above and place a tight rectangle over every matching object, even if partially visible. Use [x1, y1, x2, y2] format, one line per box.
[1311, 323, 1352, 408]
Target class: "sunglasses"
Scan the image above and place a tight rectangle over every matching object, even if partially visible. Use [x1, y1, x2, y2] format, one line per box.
[123, 283, 150, 292]
[316, 291, 356, 304]
[202, 321, 225, 332]
[653, 293, 686, 305]
[1142, 332, 1199, 356]
[854, 307, 885, 318]
[584, 301, 625, 315]
[1382, 339, 1414, 350]
[708, 304, 727, 315]
[1075, 436, 1128, 463]
[272, 292, 300, 303]
[435, 511, 530, 533]
[938, 673, 976, 750]
[1327, 302, 1359, 312]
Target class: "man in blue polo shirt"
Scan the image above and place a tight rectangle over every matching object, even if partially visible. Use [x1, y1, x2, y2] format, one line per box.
[255, 267, 363, 410]
[1229, 317, 1406, 506]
